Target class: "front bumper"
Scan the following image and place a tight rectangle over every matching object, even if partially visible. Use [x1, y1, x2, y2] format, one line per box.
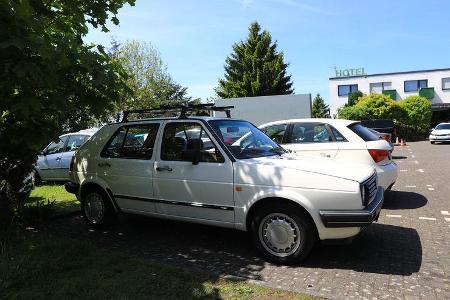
[64, 181, 79, 195]
[430, 135, 450, 141]
[319, 187, 384, 228]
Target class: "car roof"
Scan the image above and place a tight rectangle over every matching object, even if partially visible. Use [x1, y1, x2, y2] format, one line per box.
[60, 129, 97, 138]
[110, 116, 248, 125]
[259, 118, 358, 128]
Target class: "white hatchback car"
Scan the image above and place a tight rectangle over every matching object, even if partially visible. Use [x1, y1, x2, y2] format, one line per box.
[259, 119, 397, 191]
[429, 122, 450, 144]
[66, 113, 384, 264]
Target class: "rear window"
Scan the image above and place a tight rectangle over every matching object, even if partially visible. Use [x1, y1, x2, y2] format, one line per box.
[360, 119, 394, 129]
[348, 123, 380, 141]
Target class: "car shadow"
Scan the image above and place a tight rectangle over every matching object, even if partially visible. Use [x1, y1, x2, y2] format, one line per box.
[47, 213, 422, 279]
[392, 155, 408, 159]
[383, 190, 428, 210]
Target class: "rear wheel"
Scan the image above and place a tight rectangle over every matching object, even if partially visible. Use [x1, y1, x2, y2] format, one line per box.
[250, 203, 316, 265]
[430, 141, 435, 144]
[82, 189, 117, 228]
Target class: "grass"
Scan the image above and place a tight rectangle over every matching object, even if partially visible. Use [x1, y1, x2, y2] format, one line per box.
[28, 184, 79, 215]
[0, 229, 318, 300]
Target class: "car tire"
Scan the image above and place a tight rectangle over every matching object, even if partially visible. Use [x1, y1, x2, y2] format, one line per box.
[31, 170, 42, 186]
[250, 203, 316, 265]
[430, 141, 435, 144]
[81, 188, 117, 229]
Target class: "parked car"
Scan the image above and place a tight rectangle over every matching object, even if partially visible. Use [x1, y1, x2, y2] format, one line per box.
[429, 122, 450, 144]
[259, 119, 397, 191]
[65, 112, 383, 264]
[360, 119, 396, 142]
[33, 129, 97, 184]
[367, 128, 393, 150]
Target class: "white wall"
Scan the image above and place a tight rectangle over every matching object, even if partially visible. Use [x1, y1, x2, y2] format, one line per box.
[214, 94, 312, 126]
[329, 69, 450, 116]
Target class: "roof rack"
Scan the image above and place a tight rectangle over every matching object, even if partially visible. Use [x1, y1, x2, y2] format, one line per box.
[121, 103, 234, 122]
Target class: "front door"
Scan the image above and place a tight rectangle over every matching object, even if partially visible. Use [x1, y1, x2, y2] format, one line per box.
[153, 121, 234, 223]
[96, 123, 160, 213]
[37, 136, 68, 180]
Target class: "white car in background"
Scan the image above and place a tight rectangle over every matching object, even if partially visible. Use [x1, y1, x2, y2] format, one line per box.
[429, 123, 450, 144]
[33, 129, 97, 183]
[259, 119, 397, 191]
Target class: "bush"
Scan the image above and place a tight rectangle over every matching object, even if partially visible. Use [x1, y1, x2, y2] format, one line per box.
[397, 96, 432, 139]
[338, 93, 401, 120]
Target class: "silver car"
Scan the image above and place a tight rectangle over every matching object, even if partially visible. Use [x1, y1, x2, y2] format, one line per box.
[33, 129, 96, 183]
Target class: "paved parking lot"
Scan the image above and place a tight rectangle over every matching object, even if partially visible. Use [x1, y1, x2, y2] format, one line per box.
[45, 141, 449, 299]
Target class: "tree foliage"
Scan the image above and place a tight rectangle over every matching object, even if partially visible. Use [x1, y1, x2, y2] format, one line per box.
[338, 93, 401, 120]
[0, 0, 134, 225]
[215, 22, 294, 98]
[347, 91, 364, 106]
[111, 40, 191, 110]
[311, 94, 329, 118]
[397, 96, 432, 137]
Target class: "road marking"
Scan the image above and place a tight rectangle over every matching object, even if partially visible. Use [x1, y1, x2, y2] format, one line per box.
[386, 214, 402, 218]
[411, 155, 415, 158]
[414, 160, 419, 164]
[405, 185, 416, 188]
[416, 169, 424, 173]
[419, 217, 436, 221]
[427, 184, 433, 187]
[400, 169, 408, 172]
[428, 188, 435, 191]
[445, 218, 450, 222]
[441, 211, 450, 215]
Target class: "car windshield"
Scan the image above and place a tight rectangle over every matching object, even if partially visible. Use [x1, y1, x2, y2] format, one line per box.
[208, 120, 286, 159]
[435, 123, 450, 130]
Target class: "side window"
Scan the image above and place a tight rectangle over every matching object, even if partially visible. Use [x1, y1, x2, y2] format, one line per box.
[289, 123, 331, 143]
[101, 124, 159, 160]
[161, 122, 225, 163]
[45, 137, 68, 155]
[261, 124, 287, 144]
[65, 135, 89, 152]
[330, 126, 346, 142]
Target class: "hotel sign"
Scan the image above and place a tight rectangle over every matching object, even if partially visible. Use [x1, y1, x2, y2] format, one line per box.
[334, 67, 367, 77]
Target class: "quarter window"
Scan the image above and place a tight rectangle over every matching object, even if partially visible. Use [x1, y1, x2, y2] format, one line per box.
[161, 123, 224, 163]
[338, 84, 358, 96]
[289, 123, 331, 143]
[45, 137, 68, 155]
[330, 126, 346, 142]
[261, 124, 288, 144]
[442, 78, 450, 90]
[101, 124, 159, 159]
[404, 80, 428, 92]
[370, 82, 392, 93]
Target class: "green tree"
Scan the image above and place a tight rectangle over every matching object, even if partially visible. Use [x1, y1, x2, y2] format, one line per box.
[347, 91, 364, 106]
[311, 94, 329, 118]
[215, 22, 294, 98]
[397, 96, 432, 138]
[112, 40, 190, 110]
[0, 0, 134, 225]
[338, 93, 401, 120]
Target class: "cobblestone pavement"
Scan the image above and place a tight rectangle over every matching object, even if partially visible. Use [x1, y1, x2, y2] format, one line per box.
[43, 141, 449, 299]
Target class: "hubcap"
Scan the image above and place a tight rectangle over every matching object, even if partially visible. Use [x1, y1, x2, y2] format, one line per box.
[259, 213, 301, 257]
[84, 192, 104, 224]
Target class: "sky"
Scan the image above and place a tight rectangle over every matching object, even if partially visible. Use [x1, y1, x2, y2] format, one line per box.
[86, 0, 450, 102]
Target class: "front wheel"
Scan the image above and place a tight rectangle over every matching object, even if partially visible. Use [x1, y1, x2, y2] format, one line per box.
[430, 141, 435, 144]
[82, 189, 117, 228]
[251, 204, 316, 265]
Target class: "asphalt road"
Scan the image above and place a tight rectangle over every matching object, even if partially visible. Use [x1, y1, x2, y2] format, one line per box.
[45, 141, 450, 299]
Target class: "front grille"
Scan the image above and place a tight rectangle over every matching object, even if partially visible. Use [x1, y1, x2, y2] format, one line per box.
[362, 172, 378, 206]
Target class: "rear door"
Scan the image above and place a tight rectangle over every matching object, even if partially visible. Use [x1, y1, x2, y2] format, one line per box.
[96, 123, 161, 213]
[284, 122, 339, 158]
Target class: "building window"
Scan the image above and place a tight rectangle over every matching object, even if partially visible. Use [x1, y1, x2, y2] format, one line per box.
[370, 82, 392, 93]
[338, 84, 358, 96]
[442, 78, 450, 90]
[404, 80, 428, 92]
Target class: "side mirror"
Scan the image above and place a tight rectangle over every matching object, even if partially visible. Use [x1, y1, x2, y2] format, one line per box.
[39, 150, 46, 156]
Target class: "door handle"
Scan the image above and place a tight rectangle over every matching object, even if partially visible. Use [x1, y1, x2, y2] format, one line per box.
[156, 166, 173, 172]
[55, 157, 61, 161]
[98, 162, 111, 167]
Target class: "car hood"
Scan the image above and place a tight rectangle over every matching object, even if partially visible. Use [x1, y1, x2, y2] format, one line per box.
[431, 129, 450, 135]
[242, 154, 375, 183]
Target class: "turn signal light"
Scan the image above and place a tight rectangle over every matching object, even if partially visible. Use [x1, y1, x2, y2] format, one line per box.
[368, 149, 389, 163]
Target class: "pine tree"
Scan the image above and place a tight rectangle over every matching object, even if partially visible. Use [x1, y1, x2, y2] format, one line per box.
[215, 22, 294, 98]
[312, 94, 329, 118]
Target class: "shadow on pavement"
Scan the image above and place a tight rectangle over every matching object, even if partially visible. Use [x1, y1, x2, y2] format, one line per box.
[392, 155, 408, 159]
[383, 190, 427, 209]
[46, 213, 422, 280]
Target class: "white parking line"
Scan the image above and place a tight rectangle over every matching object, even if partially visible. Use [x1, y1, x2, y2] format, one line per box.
[428, 188, 435, 191]
[414, 160, 419, 164]
[411, 155, 415, 158]
[427, 184, 433, 187]
[416, 169, 424, 173]
[386, 214, 402, 218]
[445, 218, 450, 222]
[441, 211, 450, 215]
[400, 169, 408, 172]
[419, 217, 436, 221]
[405, 185, 416, 188]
